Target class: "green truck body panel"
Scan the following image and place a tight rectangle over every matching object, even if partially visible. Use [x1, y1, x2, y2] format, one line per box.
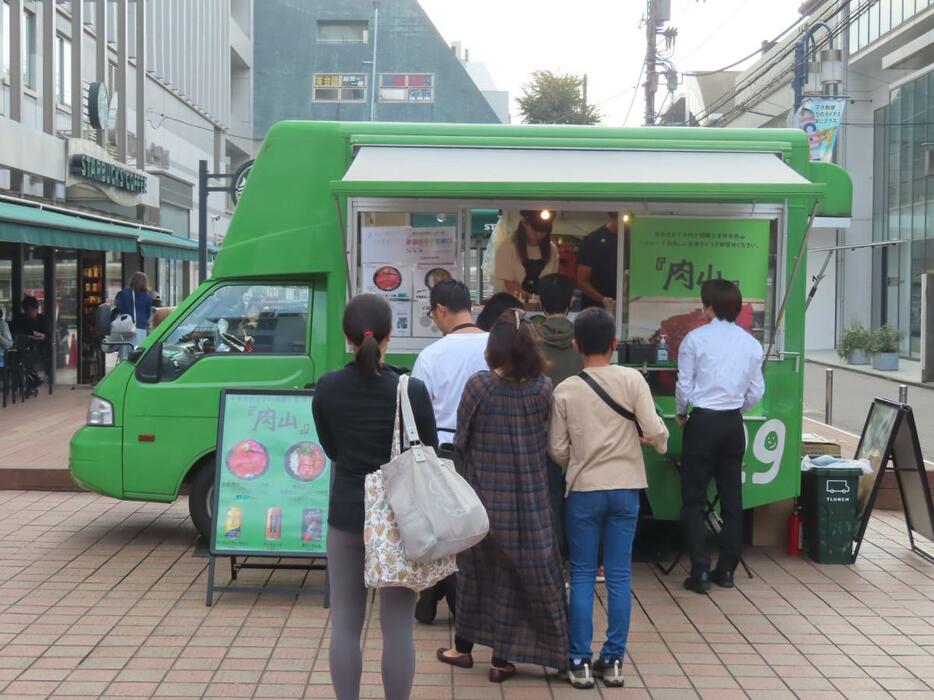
[70, 121, 852, 522]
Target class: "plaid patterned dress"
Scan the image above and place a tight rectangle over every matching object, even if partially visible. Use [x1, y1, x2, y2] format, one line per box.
[453, 371, 568, 670]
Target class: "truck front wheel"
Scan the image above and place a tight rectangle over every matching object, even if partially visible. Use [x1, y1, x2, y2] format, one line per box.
[188, 463, 214, 542]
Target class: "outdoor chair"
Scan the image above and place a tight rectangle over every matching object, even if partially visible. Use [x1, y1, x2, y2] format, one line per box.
[657, 454, 753, 579]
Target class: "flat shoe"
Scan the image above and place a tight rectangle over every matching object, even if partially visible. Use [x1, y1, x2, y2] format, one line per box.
[489, 663, 516, 683]
[436, 648, 473, 669]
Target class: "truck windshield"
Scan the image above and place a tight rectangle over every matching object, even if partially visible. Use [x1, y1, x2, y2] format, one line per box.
[159, 284, 310, 380]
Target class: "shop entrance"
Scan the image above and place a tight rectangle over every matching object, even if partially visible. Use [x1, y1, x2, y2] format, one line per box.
[54, 251, 79, 386]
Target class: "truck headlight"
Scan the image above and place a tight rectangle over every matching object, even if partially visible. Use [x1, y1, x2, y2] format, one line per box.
[87, 396, 114, 426]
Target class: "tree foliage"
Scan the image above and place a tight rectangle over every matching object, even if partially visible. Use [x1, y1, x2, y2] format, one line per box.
[516, 70, 602, 125]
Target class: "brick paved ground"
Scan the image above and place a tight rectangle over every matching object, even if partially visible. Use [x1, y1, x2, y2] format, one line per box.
[2, 492, 934, 699]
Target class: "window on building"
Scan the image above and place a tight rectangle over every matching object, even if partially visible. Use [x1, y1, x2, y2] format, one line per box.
[312, 73, 366, 102]
[379, 74, 434, 103]
[55, 34, 71, 106]
[1, 1, 9, 84]
[316, 19, 368, 43]
[22, 9, 35, 88]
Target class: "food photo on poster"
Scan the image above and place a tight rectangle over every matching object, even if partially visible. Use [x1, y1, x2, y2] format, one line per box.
[212, 391, 331, 557]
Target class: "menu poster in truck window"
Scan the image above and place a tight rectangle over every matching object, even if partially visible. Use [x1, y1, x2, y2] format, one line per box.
[361, 227, 413, 264]
[406, 227, 457, 264]
[628, 218, 770, 359]
[361, 226, 456, 265]
[211, 390, 330, 557]
[362, 263, 414, 300]
[389, 300, 413, 338]
[414, 263, 458, 301]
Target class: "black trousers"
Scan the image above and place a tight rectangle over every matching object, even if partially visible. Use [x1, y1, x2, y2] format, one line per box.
[680, 408, 745, 575]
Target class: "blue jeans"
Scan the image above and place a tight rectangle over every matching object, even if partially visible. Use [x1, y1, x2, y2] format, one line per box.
[566, 488, 640, 662]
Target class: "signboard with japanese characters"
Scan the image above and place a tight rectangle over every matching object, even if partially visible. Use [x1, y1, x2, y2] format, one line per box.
[211, 390, 330, 557]
[628, 217, 771, 357]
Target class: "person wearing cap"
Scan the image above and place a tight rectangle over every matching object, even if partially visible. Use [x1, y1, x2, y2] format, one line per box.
[494, 210, 560, 301]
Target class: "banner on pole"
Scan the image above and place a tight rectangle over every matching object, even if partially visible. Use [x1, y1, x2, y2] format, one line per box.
[794, 97, 846, 162]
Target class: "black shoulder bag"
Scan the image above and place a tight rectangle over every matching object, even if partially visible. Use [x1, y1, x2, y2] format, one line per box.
[577, 371, 643, 438]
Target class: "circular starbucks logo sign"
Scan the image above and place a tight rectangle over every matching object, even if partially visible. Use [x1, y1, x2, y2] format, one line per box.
[87, 82, 111, 131]
[231, 159, 254, 205]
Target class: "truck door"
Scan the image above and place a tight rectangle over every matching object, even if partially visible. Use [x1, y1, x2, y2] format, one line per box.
[121, 282, 316, 499]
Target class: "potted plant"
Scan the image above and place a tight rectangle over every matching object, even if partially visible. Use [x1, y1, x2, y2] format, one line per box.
[869, 324, 903, 371]
[837, 322, 870, 365]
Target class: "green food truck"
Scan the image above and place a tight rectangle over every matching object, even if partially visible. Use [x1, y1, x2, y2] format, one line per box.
[69, 121, 852, 541]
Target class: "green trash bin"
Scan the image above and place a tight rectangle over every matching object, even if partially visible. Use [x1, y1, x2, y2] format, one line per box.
[802, 466, 863, 564]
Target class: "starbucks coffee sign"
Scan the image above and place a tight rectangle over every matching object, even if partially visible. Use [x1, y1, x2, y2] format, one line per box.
[65, 139, 159, 208]
[69, 154, 148, 193]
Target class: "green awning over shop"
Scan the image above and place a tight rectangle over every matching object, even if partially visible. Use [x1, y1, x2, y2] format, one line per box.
[138, 230, 200, 261]
[0, 201, 139, 252]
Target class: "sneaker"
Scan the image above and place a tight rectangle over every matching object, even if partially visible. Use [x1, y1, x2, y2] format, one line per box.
[594, 657, 625, 687]
[567, 659, 595, 689]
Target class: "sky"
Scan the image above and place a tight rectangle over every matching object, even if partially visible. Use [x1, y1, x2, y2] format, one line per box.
[417, 0, 804, 125]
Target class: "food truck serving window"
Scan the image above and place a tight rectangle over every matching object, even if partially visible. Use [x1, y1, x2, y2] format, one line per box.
[351, 209, 463, 347]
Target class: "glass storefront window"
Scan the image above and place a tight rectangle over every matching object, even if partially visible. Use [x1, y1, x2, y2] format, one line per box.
[54, 250, 78, 385]
[0, 248, 12, 321]
[106, 251, 123, 305]
[23, 248, 46, 313]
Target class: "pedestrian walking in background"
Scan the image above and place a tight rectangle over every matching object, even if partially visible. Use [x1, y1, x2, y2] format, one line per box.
[676, 279, 764, 594]
[549, 307, 669, 688]
[437, 309, 568, 683]
[114, 272, 153, 359]
[312, 293, 438, 700]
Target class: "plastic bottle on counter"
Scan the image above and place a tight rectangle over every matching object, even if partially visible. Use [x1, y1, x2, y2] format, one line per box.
[657, 334, 669, 363]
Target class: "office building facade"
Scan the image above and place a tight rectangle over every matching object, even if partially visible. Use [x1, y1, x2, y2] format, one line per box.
[0, 0, 254, 385]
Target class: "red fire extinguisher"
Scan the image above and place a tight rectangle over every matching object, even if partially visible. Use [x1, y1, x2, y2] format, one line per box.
[787, 501, 804, 556]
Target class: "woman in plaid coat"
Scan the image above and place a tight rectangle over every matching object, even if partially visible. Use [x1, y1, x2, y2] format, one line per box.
[436, 310, 568, 683]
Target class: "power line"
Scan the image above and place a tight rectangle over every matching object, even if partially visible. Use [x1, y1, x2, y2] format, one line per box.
[623, 63, 645, 126]
[679, 0, 753, 64]
[695, 0, 870, 124]
[708, 0, 877, 126]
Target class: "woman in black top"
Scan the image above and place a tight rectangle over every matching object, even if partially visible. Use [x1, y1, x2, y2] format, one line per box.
[312, 294, 437, 700]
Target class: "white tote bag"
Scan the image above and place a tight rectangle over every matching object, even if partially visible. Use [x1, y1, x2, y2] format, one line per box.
[363, 379, 456, 590]
[111, 290, 137, 338]
[382, 375, 489, 562]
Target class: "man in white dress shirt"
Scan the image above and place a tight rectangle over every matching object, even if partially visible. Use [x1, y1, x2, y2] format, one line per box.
[675, 279, 765, 594]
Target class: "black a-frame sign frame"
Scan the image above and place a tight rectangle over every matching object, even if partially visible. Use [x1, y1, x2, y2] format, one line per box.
[852, 399, 934, 564]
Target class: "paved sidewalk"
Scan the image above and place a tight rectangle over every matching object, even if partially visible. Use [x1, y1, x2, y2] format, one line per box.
[0, 388, 90, 490]
[2, 492, 934, 699]
[806, 351, 929, 390]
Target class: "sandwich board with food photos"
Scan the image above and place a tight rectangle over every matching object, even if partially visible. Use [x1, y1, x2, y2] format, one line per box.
[852, 399, 934, 563]
[206, 389, 331, 606]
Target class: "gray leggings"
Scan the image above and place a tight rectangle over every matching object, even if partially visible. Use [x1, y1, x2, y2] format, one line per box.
[327, 525, 417, 700]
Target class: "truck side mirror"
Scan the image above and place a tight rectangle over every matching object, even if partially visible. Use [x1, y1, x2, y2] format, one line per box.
[134, 342, 163, 383]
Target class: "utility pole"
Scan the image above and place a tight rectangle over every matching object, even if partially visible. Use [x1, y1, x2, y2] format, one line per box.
[582, 73, 588, 114]
[644, 0, 658, 125]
